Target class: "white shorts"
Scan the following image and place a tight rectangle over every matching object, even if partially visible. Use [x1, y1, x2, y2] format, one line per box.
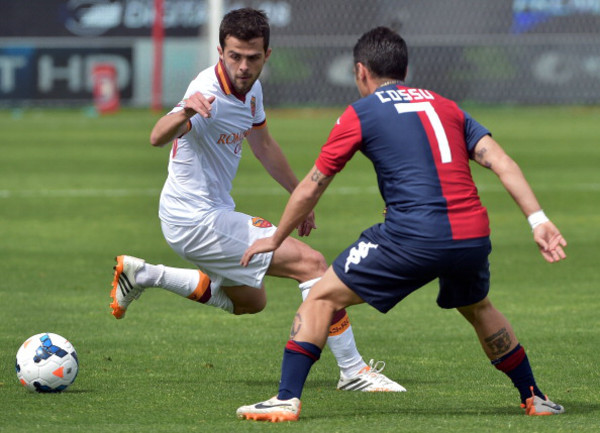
[160, 209, 276, 288]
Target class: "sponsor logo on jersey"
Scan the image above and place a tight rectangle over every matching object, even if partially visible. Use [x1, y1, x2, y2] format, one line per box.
[216, 129, 250, 154]
[344, 241, 378, 272]
[216, 131, 248, 145]
[251, 217, 273, 228]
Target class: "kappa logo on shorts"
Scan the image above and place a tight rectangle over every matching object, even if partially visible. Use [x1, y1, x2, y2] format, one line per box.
[345, 241, 378, 273]
[251, 216, 273, 228]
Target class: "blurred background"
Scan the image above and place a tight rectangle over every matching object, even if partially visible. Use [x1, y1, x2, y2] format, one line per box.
[1, 0, 599, 109]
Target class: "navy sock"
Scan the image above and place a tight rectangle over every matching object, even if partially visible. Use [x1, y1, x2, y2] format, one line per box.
[277, 340, 321, 400]
[491, 343, 544, 403]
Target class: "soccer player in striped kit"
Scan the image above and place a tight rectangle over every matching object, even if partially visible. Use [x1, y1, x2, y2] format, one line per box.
[237, 26, 566, 421]
[109, 9, 403, 392]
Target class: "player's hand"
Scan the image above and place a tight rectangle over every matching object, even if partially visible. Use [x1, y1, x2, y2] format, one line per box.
[183, 92, 216, 118]
[297, 210, 317, 237]
[240, 236, 281, 267]
[533, 221, 567, 263]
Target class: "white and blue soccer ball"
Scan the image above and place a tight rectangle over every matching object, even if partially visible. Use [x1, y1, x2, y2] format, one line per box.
[15, 333, 79, 392]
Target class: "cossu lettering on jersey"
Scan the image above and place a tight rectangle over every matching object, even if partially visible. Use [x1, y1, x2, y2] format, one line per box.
[375, 88, 434, 104]
[344, 241, 378, 273]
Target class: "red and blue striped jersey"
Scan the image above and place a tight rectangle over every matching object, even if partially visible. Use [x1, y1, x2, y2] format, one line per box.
[315, 84, 491, 246]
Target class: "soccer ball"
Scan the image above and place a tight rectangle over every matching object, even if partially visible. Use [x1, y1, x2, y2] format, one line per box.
[15, 333, 79, 392]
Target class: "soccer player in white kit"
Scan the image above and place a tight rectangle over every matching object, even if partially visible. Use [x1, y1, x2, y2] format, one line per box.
[109, 8, 404, 392]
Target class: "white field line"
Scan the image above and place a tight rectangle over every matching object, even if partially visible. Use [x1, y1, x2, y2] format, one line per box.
[1, 183, 600, 199]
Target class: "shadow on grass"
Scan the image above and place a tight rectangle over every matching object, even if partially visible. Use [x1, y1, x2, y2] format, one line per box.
[235, 377, 600, 417]
[298, 400, 600, 420]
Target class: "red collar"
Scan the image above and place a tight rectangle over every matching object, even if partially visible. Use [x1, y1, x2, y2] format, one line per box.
[215, 60, 247, 103]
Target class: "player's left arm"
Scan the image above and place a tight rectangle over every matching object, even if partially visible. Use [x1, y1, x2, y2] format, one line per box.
[246, 125, 298, 193]
[472, 134, 567, 263]
[241, 165, 334, 266]
[246, 125, 317, 236]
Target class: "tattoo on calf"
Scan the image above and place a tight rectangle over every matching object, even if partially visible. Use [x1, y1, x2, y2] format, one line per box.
[484, 327, 512, 356]
[290, 313, 302, 338]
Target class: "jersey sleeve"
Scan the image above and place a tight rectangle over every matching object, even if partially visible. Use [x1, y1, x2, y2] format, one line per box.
[252, 80, 266, 128]
[168, 74, 215, 133]
[463, 110, 491, 154]
[169, 77, 200, 115]
[315, 105, 363, 176]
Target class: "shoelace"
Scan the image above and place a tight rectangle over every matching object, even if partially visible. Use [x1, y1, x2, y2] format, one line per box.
[367, 359, 386, 375]
[363, 359, 399, 387]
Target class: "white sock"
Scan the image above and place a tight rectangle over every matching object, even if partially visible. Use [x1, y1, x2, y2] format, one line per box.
[204, 277, 234, 313]
[299, 278, 367, 377]
[136, 264, 233, 313]
[299, 277, 322, 297]
[327, 323, 367, 377]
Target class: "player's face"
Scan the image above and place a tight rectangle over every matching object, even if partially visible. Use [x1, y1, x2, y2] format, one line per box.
[218, 36, 271, 95]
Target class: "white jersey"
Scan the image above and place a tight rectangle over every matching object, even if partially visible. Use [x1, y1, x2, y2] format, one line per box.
[159, 61, 267, 225]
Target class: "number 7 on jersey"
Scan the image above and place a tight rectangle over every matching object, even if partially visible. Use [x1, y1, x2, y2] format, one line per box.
[394, 102, 452, 164]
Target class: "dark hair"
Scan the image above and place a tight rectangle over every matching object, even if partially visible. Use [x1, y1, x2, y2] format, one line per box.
[219, 8, 270, 52]
[353, 27, 408, 81]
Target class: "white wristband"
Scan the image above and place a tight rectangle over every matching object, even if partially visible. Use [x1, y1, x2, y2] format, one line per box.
[527, 210, 549, 230]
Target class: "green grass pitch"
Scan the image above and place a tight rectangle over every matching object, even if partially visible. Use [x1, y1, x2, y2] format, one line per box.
[0, 105, 599, 432]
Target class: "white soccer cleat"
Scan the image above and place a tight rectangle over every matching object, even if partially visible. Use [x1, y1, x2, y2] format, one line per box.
[109, 255, 146, 319]
[236, 396, 301, 422]
[337, 359, 407, 392]
[523, 386, 564, 416]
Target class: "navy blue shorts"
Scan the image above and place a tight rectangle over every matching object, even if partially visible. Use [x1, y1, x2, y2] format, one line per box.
[331, 224, 491, 313]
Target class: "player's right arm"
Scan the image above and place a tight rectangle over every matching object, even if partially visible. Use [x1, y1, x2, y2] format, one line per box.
[241, 105, 361, 266]
[149, 92, 216, 147]
[240, 166, 335, 266]
[472, 134, 567, 263]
